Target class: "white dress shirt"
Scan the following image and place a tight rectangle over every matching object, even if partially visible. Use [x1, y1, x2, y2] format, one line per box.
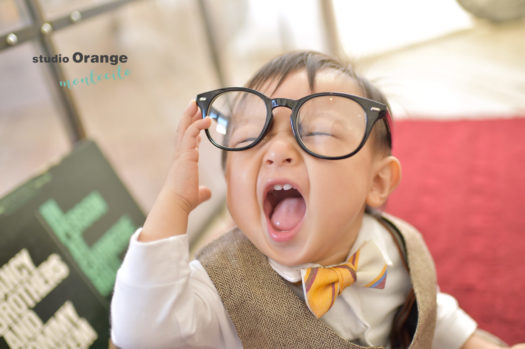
[111, 215, 477, 349]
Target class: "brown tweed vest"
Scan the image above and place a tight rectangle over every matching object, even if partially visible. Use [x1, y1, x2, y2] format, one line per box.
[197, 214, 437, 349]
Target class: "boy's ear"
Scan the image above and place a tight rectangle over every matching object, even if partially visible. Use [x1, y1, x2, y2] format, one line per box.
[366, 155, 402, 208]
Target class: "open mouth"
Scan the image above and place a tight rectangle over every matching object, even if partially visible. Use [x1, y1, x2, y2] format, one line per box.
[263, 183, 306, 232]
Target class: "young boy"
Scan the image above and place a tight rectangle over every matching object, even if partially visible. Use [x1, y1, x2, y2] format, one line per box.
[110, 51, 524, 348]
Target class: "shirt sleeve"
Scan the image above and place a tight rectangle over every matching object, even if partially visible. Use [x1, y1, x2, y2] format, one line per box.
[432, 291, 478, 349]
[110, 229, 242, 349]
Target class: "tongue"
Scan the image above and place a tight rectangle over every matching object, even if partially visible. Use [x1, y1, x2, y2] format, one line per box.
[270, 197, 306, 231]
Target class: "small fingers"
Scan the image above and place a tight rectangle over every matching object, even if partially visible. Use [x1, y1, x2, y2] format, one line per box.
[176, 100, 200, 141]
[182, 100, 198, 122]
[188, 116, 211, 137]
[181, 117, 211, 151]
[191, 105, 204, 121]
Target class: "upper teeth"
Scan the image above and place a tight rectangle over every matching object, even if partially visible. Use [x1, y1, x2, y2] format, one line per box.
[274, 184, 293, 191]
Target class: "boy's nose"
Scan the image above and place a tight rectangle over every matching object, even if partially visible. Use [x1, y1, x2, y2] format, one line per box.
[263, 135, 300, 167]
[263, 106, 300, 167]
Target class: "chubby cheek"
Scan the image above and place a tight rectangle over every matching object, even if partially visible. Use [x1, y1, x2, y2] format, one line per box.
[307, 163, 369, 239]
[225, 157, 261, 232]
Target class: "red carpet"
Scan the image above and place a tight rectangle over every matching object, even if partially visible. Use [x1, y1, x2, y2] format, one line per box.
[385, 117, 525, 345]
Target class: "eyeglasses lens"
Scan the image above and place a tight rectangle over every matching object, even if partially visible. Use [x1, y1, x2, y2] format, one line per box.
[206, 90, 267, 149]
[296, 96, 366, 158]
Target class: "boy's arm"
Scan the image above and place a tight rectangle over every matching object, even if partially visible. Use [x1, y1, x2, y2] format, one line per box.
[111, 102, 242, 348]
[433, 292, 524, 349]
[140, 100, 212, 242]
[111, 230, 241, 348]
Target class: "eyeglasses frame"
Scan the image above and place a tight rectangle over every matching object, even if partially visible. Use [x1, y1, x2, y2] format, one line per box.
[196, 87, 389, 160]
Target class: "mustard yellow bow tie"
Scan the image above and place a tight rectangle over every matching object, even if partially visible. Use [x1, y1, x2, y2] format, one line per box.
[301, 240, 388, 318]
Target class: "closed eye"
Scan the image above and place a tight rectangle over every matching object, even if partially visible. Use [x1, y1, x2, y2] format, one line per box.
[304, 131, 333, 137]
[235, 137, 257, 146]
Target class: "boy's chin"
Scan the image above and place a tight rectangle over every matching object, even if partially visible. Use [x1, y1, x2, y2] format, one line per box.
[263, 243, 315, 267]
[268, 254, 306, 267]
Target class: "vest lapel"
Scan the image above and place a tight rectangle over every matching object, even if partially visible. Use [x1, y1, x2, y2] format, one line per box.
[381, 214, 437, 348]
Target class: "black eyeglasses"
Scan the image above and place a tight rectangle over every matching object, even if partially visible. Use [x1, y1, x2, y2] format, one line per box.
[196, 87, 389, 160]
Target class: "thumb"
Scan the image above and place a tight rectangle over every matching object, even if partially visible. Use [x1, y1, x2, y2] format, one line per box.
[197, 185, 212, 205]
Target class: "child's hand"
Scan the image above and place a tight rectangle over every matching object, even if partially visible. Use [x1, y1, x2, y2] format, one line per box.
[166, 100, 212, 212]
[140, 101, 212, 242]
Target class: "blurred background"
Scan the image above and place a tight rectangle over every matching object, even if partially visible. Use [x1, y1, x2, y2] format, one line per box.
[2, 0, 524, 240]
[1, 0, 524, 344]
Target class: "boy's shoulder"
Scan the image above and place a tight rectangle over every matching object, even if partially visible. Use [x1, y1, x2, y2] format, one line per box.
[380, 212, 423, 238]
[196, 227, 270, 286]
[375, 213, 432, 256]
[376, 212, 436, 268]
[196, 228, 254, 265]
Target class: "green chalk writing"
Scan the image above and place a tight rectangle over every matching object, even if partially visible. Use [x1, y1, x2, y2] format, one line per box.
[38, 191, 135, 296]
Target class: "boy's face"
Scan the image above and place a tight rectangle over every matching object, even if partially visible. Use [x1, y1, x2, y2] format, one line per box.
[225, 69, 384, 266]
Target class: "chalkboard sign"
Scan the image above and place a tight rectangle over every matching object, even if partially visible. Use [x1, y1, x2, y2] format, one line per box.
[0, 140, 145, 349]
